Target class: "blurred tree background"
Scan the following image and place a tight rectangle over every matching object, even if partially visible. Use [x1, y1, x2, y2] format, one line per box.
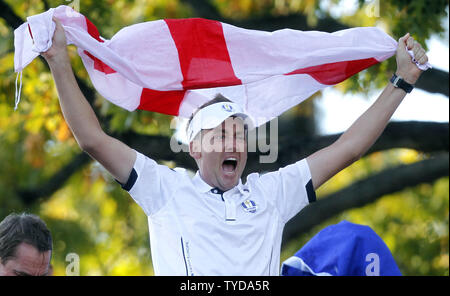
[0, 0, 448, 276]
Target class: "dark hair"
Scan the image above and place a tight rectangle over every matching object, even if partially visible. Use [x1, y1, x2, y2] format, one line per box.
[0, 213, 52, 264]
[186, 93, 233, 134]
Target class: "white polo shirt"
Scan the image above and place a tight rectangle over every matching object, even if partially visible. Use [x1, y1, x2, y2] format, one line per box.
[122, 150, 316, 276]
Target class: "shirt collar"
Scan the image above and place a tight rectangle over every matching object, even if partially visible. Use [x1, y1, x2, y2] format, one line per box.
[192, 171, 244, 194]
[192, 171, 214, 193]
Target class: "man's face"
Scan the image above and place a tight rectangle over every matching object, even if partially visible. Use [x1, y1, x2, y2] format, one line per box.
[190, 117, 247, 191]
[0, 242, 51, 276]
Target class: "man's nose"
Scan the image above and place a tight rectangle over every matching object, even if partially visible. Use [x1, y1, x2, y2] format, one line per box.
[224, 136, 236, 152]
[224, 136, 245, 153]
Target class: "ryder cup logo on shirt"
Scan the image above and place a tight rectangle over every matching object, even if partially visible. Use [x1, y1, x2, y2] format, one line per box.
[222, 103, 234, 112]
[242, 200, 257, 213]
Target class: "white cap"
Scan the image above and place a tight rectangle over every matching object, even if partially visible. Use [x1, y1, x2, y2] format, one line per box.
[187, 102, 254, 143]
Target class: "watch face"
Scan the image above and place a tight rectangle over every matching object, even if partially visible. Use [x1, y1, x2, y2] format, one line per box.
[391, 75, 399, 87]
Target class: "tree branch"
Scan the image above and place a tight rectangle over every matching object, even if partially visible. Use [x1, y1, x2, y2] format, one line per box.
[121, 133, 197, 170]
[180, 0, 223, 21]
[16, 120, 447, 204]
[112, 120, 450, 177]
[0, 0, 23, 29]
[244, 121, 449, 174]
[282, 152, 449, 246]
[17, 152, 91, 205]
[3, 0, 448, 206]
[181, 0, 350, 32]
[15, 132, 196, 205]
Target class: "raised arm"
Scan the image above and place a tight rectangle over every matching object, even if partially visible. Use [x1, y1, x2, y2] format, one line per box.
[307, 33, 428, 190]
[42, 18, 135, 184]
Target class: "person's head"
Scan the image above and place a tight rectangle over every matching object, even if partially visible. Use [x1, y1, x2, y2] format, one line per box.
[0, 213, 52, 276]
[187, 94, 253, 191]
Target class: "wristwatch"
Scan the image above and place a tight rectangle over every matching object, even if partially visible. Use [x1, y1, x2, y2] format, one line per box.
[390, 73, 414, 93]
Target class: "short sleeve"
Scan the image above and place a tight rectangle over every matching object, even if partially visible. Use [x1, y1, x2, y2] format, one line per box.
[122, 150, 182, 216]
[258, 159, 316, 223]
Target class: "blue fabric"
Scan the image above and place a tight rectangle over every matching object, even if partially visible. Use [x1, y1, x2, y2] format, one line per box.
[281, 220, 402, 276]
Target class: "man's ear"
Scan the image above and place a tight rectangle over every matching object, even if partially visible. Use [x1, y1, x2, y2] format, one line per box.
[189, 140, 201, 160]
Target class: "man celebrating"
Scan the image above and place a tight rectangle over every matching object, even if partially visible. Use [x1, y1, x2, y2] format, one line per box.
[42, 18, 427, 275]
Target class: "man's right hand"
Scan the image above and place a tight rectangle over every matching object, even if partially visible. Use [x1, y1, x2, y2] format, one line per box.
[41, 17, 69, 63]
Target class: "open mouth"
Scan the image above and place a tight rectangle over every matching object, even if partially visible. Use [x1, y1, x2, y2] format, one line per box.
[222, 157, 238, 174]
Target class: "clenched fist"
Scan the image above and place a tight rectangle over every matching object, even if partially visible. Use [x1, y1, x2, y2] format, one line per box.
[395, 33, 428, 85]
[41, 17, 69, 64]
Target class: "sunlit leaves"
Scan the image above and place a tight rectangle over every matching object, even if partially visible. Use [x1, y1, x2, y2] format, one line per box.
[38, 165, 153, 275]
[282, 149, 449, 275]
[0, 0, 447, 276]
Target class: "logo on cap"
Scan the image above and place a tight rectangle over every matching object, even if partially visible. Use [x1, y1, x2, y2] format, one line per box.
[242, 199, 257, 213]
[222, 103, 234, 112]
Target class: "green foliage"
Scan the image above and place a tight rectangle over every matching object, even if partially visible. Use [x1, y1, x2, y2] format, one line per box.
[343, 0, 449, 96]
[281, 150, 449, 275]
[39, 167, 153, 275]
[0, 0, 447, 275]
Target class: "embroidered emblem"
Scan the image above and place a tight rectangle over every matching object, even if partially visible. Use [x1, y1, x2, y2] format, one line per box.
[222, 103, 234, 112]
[242, 199, 257, 213]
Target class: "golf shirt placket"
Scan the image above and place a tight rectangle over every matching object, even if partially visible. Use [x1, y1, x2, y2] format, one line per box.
[125, 150, 316, 275]
[210, 187, 237, 223]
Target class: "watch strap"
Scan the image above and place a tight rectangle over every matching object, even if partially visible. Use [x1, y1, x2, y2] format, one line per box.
[390, 74, 414, 93]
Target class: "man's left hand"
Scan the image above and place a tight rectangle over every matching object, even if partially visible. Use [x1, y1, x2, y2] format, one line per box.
[395, 33, 428, 84]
